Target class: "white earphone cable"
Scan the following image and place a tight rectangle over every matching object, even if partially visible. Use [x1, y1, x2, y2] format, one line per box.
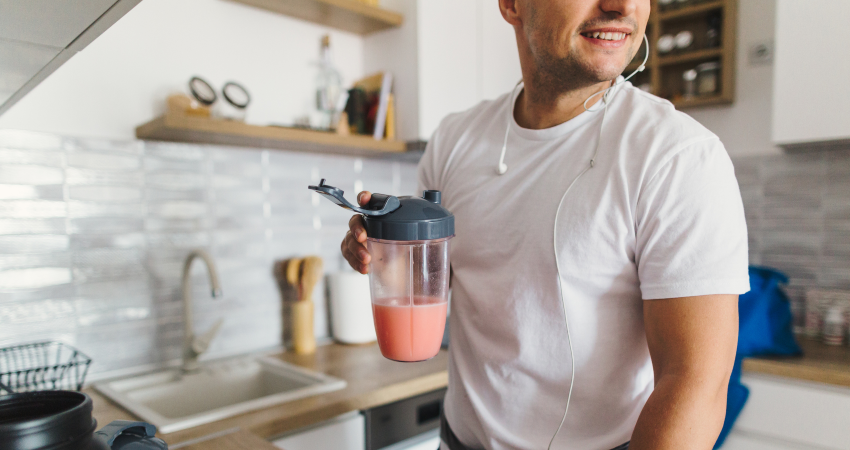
[492, 34, 650, 449]
[583, 33, 649, 112]
[546, 98, 609, 450]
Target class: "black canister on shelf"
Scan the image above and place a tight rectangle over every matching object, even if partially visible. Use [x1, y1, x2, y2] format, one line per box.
[0, 391, 167, 450]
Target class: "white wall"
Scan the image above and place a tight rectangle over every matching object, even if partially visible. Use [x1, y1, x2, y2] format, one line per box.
[685, 0, 780, 157]
[364, 0, 521, 142]
[363, 0, 420, 144]
[0, 0, 364, 140]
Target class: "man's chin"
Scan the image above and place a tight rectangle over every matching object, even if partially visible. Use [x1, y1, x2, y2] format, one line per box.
[582, 63, 630, 84]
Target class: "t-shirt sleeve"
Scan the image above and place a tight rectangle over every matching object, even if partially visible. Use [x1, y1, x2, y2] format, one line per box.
[634, 138, 750, 300]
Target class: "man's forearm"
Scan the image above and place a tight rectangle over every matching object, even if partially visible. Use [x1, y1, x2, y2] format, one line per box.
[629, 371, 729, 450]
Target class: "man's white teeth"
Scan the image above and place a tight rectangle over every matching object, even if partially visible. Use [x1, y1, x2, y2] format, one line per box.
[585, 32, 626, 41]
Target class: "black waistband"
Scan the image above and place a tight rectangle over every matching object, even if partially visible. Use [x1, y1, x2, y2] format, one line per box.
[440, 411, 629, 450]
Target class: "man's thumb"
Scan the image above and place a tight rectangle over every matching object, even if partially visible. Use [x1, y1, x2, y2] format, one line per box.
[357, 191, 372, 206]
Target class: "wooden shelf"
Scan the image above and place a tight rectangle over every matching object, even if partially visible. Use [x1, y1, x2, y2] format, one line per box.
[230, 0, 402, 35]
[744, 337, 850, 389]
[135, 114, 409, 158]
[658, 47, 722, 66]
[671, 94, 731, 108]
[640, 0, 735, 109]
[658, 0, 724, 21]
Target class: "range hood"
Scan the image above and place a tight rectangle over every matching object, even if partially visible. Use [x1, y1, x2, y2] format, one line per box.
[0, 0, 142, 116]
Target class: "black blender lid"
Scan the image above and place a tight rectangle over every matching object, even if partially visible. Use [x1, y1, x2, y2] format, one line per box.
[308, 179, 454, 241]
[0, 390, 96, 448]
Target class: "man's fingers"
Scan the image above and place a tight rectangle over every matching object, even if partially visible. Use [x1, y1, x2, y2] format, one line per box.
[346, 237, 370, 264]
[348, 215, 367, 243]
[343, 194, 372, 274]
[357, 191, 372, 206]
[341, 231, 371, 268]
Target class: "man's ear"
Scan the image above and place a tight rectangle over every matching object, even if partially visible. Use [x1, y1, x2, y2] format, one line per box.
[499, 0, 522, 27]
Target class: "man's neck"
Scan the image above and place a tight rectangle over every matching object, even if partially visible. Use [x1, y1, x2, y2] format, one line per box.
[514, 79, 614, 130]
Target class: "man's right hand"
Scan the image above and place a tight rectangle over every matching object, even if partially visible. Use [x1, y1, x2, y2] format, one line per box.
[341, 191, 372, 274]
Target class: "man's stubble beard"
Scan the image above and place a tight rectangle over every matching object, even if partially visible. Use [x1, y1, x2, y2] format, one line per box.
[529, 32, 629, 103]
[525, 8, 636, 103]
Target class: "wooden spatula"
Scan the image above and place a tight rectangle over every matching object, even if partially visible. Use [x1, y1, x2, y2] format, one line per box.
[299, 256, 323, 302]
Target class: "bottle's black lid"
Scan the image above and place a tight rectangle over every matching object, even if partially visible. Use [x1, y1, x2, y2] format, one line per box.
[308, 180, 454, 241]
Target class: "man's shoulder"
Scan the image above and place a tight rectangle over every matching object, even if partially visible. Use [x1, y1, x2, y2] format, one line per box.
[619, 84, 718, 140]
[614, 84, 723, 163]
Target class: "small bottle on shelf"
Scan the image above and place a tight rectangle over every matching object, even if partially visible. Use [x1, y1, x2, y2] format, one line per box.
[314, 34, 343, 130]
[706, 13, 722, 48]
[823, 306, 845, 346]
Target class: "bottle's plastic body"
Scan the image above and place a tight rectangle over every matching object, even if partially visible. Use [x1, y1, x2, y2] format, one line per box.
[367, 236, 452, 362]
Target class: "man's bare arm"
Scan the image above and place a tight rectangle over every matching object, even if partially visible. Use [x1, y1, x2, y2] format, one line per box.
[629, 294, 738, 449]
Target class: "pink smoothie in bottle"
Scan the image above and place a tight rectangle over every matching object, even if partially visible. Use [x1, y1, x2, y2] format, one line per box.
[372, 296, 447, 362]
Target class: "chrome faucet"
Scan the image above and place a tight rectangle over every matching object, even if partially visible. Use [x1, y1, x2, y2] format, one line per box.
[181, 249, 223, 373]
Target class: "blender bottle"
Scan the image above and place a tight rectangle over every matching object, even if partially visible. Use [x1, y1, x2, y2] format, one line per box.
[309, 179, 454, 362]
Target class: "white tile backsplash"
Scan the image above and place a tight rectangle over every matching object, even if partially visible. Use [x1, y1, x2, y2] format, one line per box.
[0, 129, 417, 376]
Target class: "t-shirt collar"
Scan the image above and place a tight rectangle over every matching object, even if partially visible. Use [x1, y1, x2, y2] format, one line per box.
[508, 76, 626, 142]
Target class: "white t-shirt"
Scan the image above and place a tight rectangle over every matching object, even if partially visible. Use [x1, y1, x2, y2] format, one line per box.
[419, 80, 749, 450]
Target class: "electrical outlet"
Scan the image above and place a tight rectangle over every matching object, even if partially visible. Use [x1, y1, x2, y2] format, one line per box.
[749, 41, 774, 66]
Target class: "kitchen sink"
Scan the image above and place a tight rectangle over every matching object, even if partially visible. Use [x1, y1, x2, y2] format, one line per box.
[94, 355, 346, 434]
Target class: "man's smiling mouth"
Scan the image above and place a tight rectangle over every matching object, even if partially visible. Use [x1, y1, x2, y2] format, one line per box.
[580, 31, 628, 41]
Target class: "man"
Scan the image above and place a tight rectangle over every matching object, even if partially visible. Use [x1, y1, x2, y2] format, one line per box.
[341, 0, 749, 448]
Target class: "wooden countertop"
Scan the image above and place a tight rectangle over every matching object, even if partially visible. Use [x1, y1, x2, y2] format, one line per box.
[170, 429, 279, 450]
[87, 342, 448, 445]
[87, 337, 848, 448]
[743, 337, 850, 388]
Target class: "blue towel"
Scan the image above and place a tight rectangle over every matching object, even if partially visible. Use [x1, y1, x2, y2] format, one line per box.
[714, 266, 802, 449]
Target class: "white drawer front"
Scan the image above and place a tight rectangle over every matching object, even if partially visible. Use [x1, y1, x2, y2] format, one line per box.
[274, 412, 365, 450]
[733, 374, 850, 449]
[723, 430, 817, 450]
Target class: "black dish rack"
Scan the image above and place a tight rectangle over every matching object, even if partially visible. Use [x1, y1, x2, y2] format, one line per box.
[0, 341, 92, 394]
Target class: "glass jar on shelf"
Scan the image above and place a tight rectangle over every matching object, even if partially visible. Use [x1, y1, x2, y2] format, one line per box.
[674, 30, 694, 52]
[696, 61, 721, 96]
[682, 69, 698, 100]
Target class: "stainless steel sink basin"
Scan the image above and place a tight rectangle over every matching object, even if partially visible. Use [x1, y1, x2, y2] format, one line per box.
[94, 355, 346, 433]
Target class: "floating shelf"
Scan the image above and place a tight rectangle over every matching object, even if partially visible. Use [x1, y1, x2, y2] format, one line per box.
[658, 47, 723, 67]
[135, 114, 410, 158]
[658, 0, 724, 21]
[625, 0, 735, 109]
[230, 0, 403, 35]
[670, 94, 730, 108]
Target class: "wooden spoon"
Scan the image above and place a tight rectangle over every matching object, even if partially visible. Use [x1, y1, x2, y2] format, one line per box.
[299, 256, 324, 302]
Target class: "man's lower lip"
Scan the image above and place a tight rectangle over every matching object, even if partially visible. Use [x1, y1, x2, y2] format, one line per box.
[580, 35, 628, 48]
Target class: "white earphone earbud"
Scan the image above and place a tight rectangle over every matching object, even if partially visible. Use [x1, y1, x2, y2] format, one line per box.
[496, 80, 523, 175]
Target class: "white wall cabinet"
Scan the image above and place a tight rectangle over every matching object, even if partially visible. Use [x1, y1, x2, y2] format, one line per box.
[273, 412, 365, 450]
[0, 0, 141, 116]
[365, 0, 521, 142]
[722, 374, 850, 450]
[0, 40, 61, 107]
[0, 0, 120, 48]
[772, 0, 850, 146]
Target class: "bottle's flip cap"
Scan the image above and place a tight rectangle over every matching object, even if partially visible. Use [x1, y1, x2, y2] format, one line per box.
[308, 179, 454, 241]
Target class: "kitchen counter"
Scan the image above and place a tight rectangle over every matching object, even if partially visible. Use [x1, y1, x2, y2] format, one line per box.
[743, 337, 850, 388]
[87, 337, 849, 448]
[87, 342, 448, 446]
